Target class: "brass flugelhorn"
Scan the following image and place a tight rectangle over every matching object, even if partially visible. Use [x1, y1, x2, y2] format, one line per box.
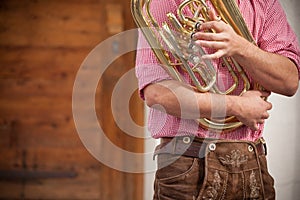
[131, 0, 259, 132]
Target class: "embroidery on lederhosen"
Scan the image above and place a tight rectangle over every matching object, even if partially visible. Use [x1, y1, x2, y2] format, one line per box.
[218, 149, 248, 168]
[249, 170, 260, 199]
[202, 170, 222, 200]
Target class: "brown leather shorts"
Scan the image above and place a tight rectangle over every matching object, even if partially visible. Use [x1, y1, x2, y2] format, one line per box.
[153, 137, 275, 200]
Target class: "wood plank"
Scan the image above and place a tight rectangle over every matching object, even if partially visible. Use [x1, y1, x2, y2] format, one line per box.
[0, 147, 143, 199]
[0, 117, 79, 148]
[0, 181, 24, 199]
[0, 2, 104, 32]
[0, 107, 144, 151]
[0, 147, 101, 171]
[23, 173, 100, 200]
[0, 168, 101, 200]
[0, 0, 137, 48]
[0, 0, 144, 199]
[0, 47, 88, 79]
[0, 93, 71, 110]
[0, 49, 137, 80]
[0, 0, 107, 47]
[0, 78, 74, 99]
[99, 169, 144, 200]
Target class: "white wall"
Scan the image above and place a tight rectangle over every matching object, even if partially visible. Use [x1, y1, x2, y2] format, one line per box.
[144, 1, 300, 199]
[264, 0, 300, 199]
[143, 107, 158, 200]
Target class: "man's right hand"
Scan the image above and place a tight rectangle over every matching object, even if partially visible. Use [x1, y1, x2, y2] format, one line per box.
[229, 90, 272, 131]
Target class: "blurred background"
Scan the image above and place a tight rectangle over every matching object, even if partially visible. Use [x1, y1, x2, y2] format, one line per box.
[0, 0, 299, 200]
[0, 0, 144, 199]
[264, 0, 300, 199]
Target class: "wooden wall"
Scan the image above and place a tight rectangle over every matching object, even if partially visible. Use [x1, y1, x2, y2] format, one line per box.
[0, 0, 144, 199]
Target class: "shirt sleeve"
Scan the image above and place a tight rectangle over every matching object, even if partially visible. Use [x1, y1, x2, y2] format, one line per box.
[135, 32, 172, 100]
[257, 0, 300, 77]
[135, 0, 180, 100]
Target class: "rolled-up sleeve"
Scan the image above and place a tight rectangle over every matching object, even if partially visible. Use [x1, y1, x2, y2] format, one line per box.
[134, 0, 180, 100]
[135, 31, 172, 100]
[258, 0, 300, 77]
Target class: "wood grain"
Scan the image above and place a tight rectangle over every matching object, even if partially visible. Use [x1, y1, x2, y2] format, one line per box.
[0, 0, 144, 199]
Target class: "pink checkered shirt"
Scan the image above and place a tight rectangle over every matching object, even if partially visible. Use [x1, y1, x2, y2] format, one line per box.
[135, 0, 300, 141]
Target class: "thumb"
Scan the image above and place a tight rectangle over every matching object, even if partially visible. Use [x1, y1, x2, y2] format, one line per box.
[207, 8, 219, 21]
[260, 91, 271, 98]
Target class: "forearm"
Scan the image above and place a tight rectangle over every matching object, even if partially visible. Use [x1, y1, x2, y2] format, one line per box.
[144, 80, 228, 119]
[144, 80, 257, 119]
[195, 13, 299, 96]
[233, 37, 299, 96]
[144, 80, 272, 130]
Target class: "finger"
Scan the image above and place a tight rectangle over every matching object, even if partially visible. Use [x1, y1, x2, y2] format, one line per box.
[202, 50, 225, 60]
[247, 90, 268, 98]
[199, 21, 223, 32]
[257, 119, 265, 124]
[193, 32, 223, 41]
[195, 40, 225, 49]
[260, 91, 271, 98]
[241, 90, 262, 98]
[261, 99, 272, 110]
[266, 101, 272, 110]
[261, 112, 270, 119]
[207, 8, 219, 22]
[251, 123, 259, 131]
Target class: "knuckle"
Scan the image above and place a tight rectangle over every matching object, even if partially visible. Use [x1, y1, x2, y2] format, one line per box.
[209, 34, 215, 40]
[252, 124, 258, 131]
[268, 102, 273, 109]
[211, 21, 217, 26]
[258, 119, 264, 124]
[265, 113, 270, 118]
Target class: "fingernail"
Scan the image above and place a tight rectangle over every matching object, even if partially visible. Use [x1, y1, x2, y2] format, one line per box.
[195, 22, 201, 31]
[191, 32, 196, 40]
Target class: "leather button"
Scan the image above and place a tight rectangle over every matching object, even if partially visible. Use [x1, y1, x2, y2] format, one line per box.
[183, 136, 191, 144]
[248, 145, 254, 152]
[209, 143, 216, 151]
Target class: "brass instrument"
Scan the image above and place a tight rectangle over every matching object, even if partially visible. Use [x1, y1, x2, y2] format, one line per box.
[131, 0, 258, 131]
